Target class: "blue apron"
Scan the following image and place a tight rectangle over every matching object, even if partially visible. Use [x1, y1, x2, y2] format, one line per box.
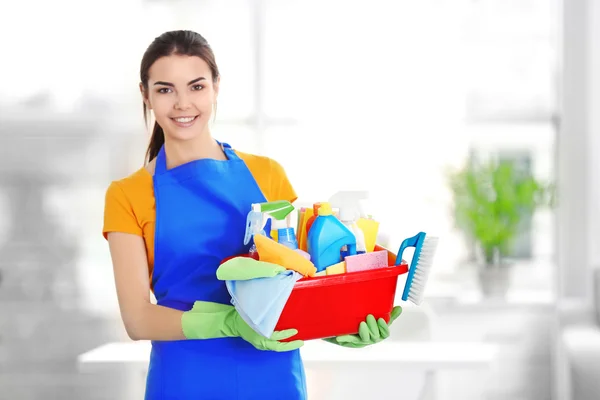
[145, 142, 307, 400]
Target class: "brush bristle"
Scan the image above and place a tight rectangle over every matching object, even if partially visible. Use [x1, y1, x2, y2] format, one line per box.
[407, 236, 439, 305]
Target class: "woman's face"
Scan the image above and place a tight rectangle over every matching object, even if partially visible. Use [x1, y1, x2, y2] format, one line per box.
[143, 54, 219, 141]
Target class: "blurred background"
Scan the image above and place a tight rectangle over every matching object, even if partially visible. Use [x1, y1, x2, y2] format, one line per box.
[1, 0, 600, 399]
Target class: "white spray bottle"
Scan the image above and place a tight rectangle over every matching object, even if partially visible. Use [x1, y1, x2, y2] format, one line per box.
[329, 190, 369, 255]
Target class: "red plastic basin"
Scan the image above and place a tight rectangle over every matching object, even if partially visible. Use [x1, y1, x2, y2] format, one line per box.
[274, 262, 409, 341]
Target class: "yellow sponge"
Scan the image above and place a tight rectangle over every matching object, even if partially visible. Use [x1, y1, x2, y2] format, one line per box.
[254, 234, 317, 277]
[326, 261, 346, 276]
[297, 207, 313, 252]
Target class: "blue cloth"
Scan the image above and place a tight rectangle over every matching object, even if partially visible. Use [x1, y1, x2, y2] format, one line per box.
[227, 270, 303, 338]
[146, 142, 307, 400]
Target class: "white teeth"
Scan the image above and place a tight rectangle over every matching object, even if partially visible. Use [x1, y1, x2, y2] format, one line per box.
[174, 116, 195, 123]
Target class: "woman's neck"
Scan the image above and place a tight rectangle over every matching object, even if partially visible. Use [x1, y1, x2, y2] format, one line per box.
[163, 131, 226, 169]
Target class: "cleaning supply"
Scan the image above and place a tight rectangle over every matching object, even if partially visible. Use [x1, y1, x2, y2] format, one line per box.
[374, 244, 404, 266]
[323, 306, 402, 348]
[296, 208, 307, 250]
[217, 257, 286, 281]
[277, 227, 298, 250]
[244, 208, 266, 259]
[297, 207, 306, 231]
[307, 202, 357, 272]
[329, 191, 369, 256]
[344, 250, 388, 273]
[305, 203, 323, 235]
[277, 227, 310, 259]
[297, 207, 312, 252]
[281, 228, 307, 261]
[357, 216, 380, 253]
[181, 300, 303, 351]
[244, 200, 296, 249]
[259, 200, 295, 243]
[254, 234, 317, 277]
[226, 270, 304, 338]
[295, 248, 311, 260]
[326, 261, 346, 275]
[397, 231, 439, 305]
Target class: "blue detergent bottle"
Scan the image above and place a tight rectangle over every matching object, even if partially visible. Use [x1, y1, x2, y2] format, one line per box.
[307, 202, 357, 272]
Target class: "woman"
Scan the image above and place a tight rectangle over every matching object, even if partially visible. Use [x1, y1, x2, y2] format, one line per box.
[104, 30, 401, 399]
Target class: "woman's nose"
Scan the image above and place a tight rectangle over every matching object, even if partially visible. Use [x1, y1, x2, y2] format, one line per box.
[175, 93, 192, 110]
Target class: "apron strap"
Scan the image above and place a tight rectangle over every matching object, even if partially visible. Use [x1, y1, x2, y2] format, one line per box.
[155, 145, 168, 175]
[219, 141, 239, 161]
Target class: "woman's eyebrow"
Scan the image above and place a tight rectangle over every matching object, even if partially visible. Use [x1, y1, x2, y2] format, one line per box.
[153, 77, 207, 87]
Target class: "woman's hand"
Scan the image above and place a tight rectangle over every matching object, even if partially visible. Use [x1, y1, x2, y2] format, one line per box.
[182, 301, 304, 352]
[323, 306, 402, 348]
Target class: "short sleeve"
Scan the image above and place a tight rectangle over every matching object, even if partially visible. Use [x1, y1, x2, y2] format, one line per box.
[269, 158, 298, 203]
[103, 181, 143, 239]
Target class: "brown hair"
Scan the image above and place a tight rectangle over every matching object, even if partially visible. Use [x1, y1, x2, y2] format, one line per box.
[140, 30, 220, 163]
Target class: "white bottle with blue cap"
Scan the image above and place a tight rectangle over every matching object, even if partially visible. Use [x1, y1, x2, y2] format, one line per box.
[329, 191, 368, 256]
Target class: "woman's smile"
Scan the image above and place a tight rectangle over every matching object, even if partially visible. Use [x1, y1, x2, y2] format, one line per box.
[171, 115, 199, 128]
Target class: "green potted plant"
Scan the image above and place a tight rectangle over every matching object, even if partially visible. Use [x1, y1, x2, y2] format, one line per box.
[448, 157, 554, 296]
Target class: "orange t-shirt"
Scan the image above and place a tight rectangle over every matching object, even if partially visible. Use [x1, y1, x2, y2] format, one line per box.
[103, 150, 297, 286]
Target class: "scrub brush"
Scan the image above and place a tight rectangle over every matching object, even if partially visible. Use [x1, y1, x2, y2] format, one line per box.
[396, 232, 439, 305]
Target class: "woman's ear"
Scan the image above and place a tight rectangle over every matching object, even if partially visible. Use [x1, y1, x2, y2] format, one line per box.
[140, 83, 151, 109]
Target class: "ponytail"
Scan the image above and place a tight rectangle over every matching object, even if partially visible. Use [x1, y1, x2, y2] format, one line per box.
[144, 103, 165, 164]
[146, 122, 165, 164]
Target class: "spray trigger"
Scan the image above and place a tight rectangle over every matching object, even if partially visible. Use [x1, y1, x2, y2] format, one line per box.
[244, 210, 264, 245]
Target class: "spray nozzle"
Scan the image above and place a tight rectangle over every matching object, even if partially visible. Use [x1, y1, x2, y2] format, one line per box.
[329, 190, 370, 222]
[244, 200, 296, 244]
[253, 200, 295, 220]
[254, 200, 295, 230]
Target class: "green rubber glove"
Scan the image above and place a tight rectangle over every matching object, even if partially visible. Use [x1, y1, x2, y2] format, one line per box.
[216, 257, 286, 281]
[181, 300, 303, 352]
[323, 306, 403, 348]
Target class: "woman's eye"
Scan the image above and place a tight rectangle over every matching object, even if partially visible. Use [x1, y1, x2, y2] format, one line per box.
[192, 84, 204, 91]
[157, 88, 172, 94]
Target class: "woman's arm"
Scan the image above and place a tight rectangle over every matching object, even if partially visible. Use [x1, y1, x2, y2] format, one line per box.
[108, 232, 186, 341]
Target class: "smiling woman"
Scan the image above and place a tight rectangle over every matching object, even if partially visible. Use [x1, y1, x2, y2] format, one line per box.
[103, 30, 306, 400]
[103, 29, 398, 400]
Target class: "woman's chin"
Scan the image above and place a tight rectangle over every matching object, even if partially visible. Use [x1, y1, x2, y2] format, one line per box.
[164, 122, 207, 141]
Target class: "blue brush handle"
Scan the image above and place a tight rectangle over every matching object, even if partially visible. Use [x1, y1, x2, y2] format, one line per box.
[396, 232, 426, 301]
[395, 233, 419, 265]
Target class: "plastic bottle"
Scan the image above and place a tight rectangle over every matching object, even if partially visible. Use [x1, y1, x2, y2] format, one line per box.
[305, 203, 323, 235]
[356, 215, 380, 252]
[245, 201, 293, 258]
[277, 226, 311, 259]
[329, 191, 368, 257]
[244, 209, 265, 259]
[339, 217, 367, 258]
[277, 227, 299, 250]
[307, 202, 357, 272]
